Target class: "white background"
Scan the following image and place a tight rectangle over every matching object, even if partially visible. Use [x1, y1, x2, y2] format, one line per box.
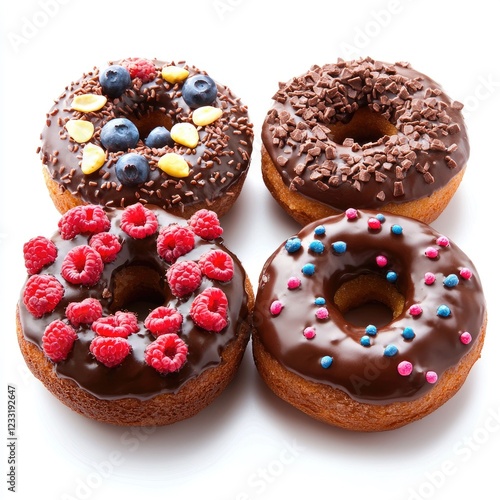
[1, 1, 499, 499]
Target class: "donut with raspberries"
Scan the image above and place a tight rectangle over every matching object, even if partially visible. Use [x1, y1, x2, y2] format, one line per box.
[17, 204, 253, 426]
[39, 57, 253, 217]
[253, 209, 487, 431]
[261, 57, 469, 225]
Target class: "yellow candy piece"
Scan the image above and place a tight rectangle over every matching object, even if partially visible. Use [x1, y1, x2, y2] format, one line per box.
[170, 123, 199, 149]
[158, 153, 190, 178]
[81, 143, 106, 174]
[71, 94, 107, 113]
[161, 66, 190, 84]
[65, 119, 94, 143]
[192, 106, 223, 127]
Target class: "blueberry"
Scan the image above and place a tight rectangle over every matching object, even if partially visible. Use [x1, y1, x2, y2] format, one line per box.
[182, 74, 218, 109]
[100, 118, 139, 152]
[145, 126, 174, 148]
[115, 153, 149, 186]
[99, 65, 131, 98]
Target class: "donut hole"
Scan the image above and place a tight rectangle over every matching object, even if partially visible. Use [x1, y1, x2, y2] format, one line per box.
[328, 107, 398, 146]
[332, 274, 404, 328]
[129, 110, 174, 140]
[110, 265, 167, 320]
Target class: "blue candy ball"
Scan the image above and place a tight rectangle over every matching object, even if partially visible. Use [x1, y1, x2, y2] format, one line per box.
[360, 335, 371, 347]
[332, 241, 347, 254]
[320, 356, 333, 369]
[443, 274, 459, 288]
[285, 237, 302, 253]
[302, 263, 315, 276]
[309, 240, 325, 254]
[386, 271, 398, 283]
[384, 344, 399, 357]
[437, 305, 451, 317]
[402, 327, 415, 340]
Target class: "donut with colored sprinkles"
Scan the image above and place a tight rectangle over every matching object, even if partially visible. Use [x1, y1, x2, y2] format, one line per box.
[253, 209, 487, 431]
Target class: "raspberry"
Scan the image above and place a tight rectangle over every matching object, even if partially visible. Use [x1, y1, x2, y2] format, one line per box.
[121, 58, 157, 83]
[120, 203, 158, 239]
[157, 224, 195, 263]
[61, 245, 104, 286]
[190, 287, 228, 332]
[145, 307, 183, 336]
[199, 250, 234, 282]
[90, 336, 131, 368]
[58, 209, 81, 240]
[92, 311, 139, 338]
[42, 320, 77, 362]
[166, 260, 202, 297]
[23, 236, 58, 274]
[188, 209, 223, 240]
[89, 232, 122, 263]
[144, 333, 188, 374]
[65, 298, 103, 326]
[58, 205, 110, 240]
[23, 274, 64, 318]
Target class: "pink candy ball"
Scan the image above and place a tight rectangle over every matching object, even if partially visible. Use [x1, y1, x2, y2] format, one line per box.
[270, 300, 284, 316]
[376, 255, 388, 267]
[460, 331, 472, 345]
[398, 360, 413, 376]
[426, 371, 438, 384]
[315, 307, 329, 320]
[287, 277, 301, 289]
[303, 327, 316, 339]
[409, 304, 423, 316]
[368, 217, 381, 230]
[424, 272, 436, 285]
[425, 247, 439, 259]
[436, 236, 450, 247]
[345, 208, 358, 220]
[460, 267, 473, 280]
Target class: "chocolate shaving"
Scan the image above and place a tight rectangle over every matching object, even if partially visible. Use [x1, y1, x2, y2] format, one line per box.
[277, 155, 288, 167]
[393, 181, 404, 197]
[264, 57, 468, 206]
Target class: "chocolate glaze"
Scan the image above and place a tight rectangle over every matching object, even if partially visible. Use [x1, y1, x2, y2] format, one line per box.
[40, 59, 253, 213]
[261, 58, 469, 210]
[254, 210, 486, 403]
[18, 207, 251, 401]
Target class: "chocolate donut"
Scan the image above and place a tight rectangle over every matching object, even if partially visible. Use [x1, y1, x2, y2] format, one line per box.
[39, 58, 253, 217]
[253, 209, 486, 431]
[261, 57, 468, 225]
[17, 204, 253, 426]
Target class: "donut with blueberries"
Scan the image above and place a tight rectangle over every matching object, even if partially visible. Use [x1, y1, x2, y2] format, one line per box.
[39, 58, 253, 217]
